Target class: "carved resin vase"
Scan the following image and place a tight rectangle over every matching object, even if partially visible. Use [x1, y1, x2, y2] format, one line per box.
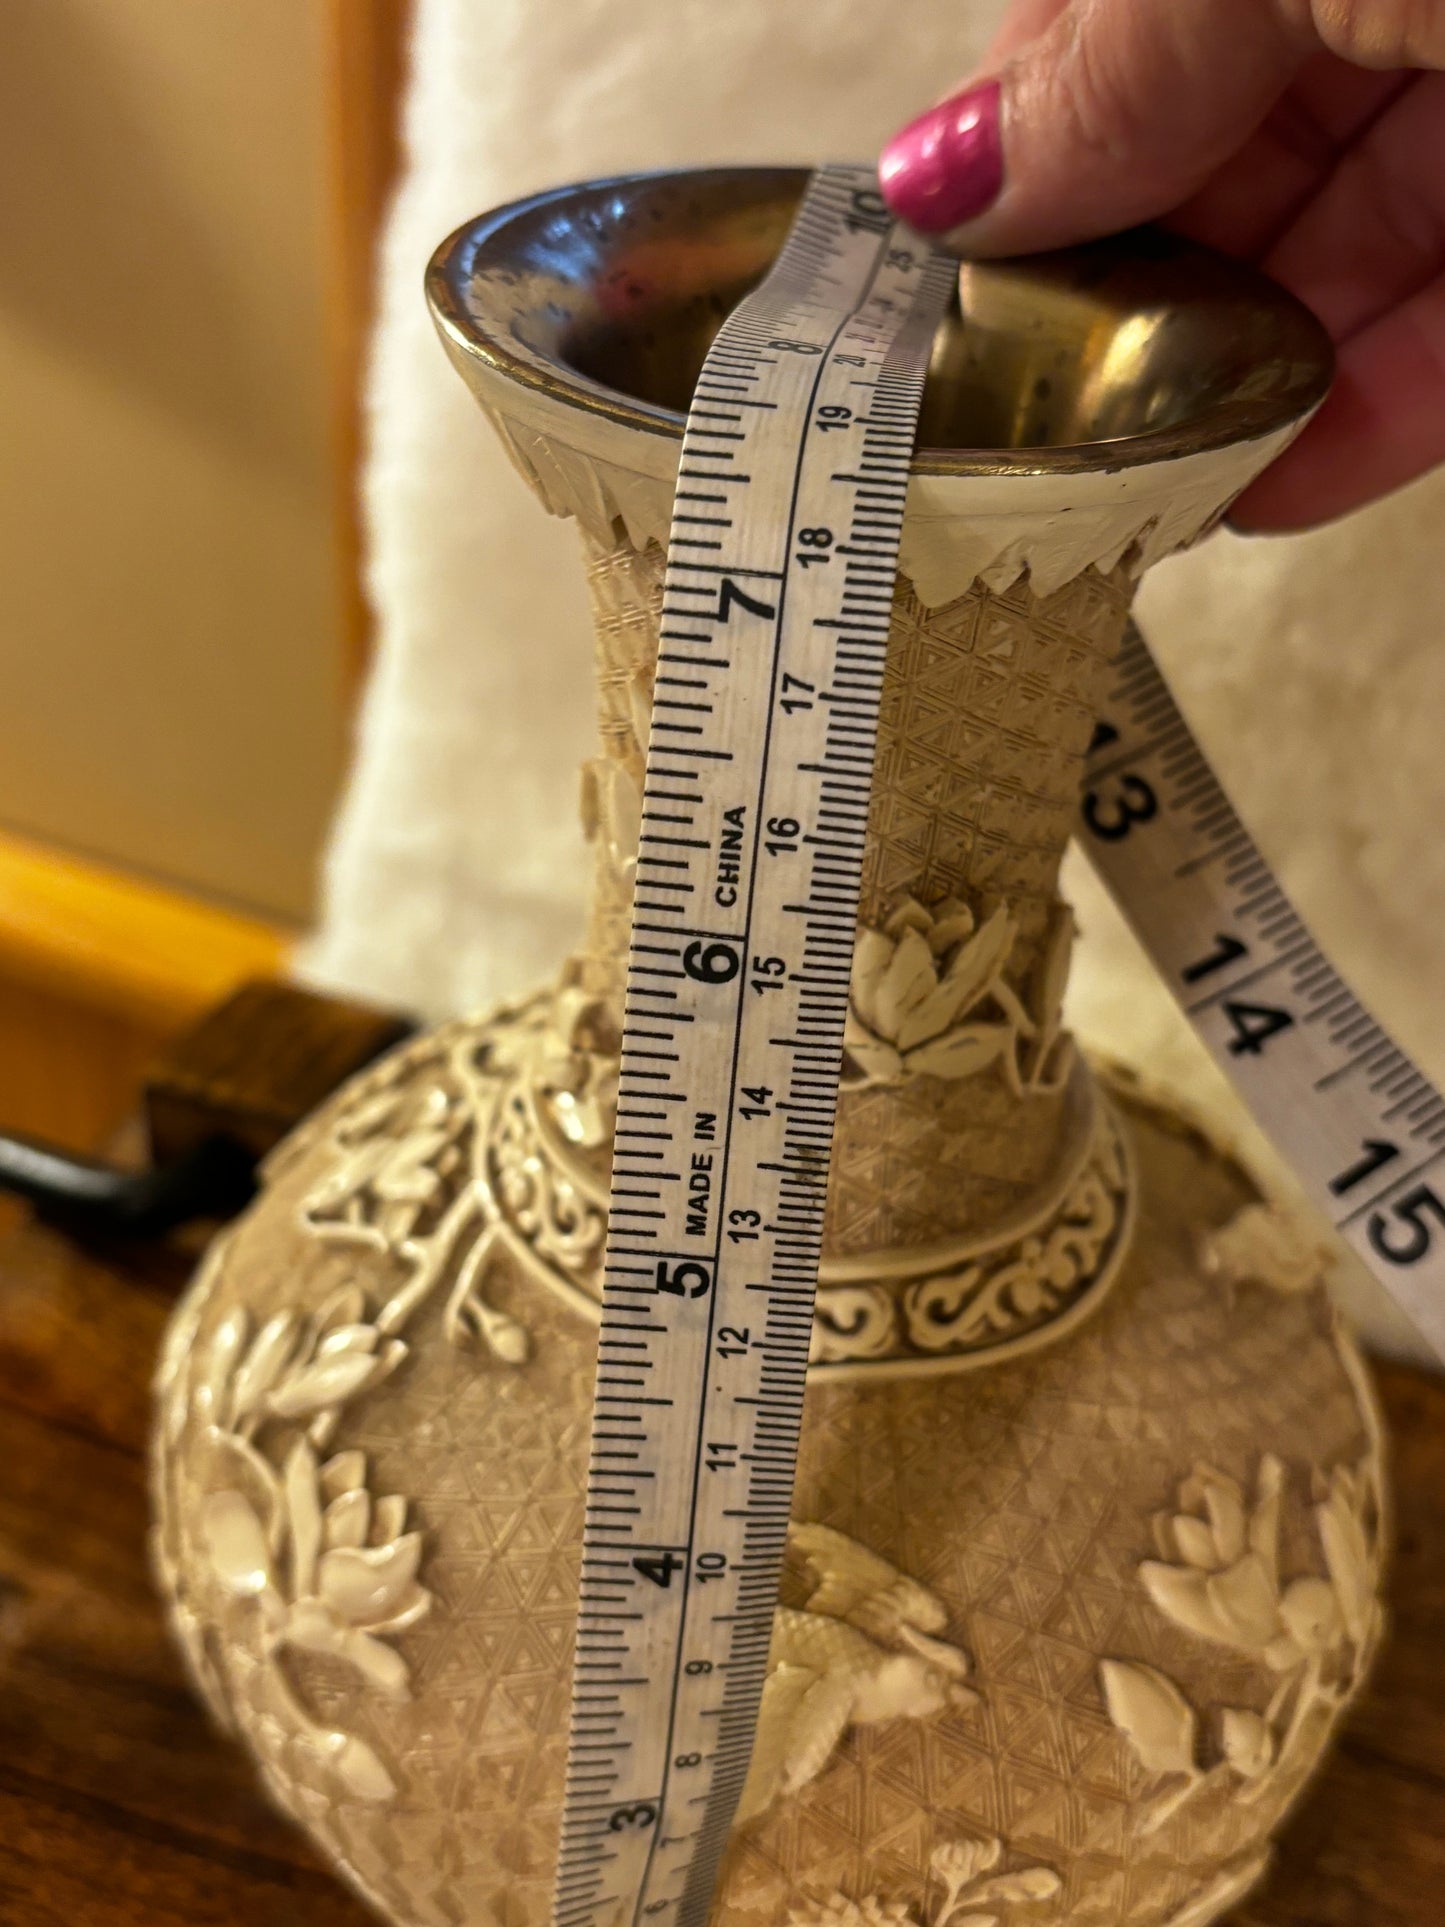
[152, 171, 1387, 1927]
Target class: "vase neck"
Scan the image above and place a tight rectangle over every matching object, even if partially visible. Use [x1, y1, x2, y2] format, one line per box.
[860, 567, 1131, 981]
[571, 522, 1135, 1264]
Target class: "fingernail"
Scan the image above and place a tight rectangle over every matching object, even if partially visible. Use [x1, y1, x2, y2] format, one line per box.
[879, 79, 1004, 236]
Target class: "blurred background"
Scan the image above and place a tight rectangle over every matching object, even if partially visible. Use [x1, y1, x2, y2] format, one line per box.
[0, 0, 406, 1154]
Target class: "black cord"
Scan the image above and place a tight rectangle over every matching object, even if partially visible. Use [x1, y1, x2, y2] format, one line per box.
[0, 1130, 256, 1238]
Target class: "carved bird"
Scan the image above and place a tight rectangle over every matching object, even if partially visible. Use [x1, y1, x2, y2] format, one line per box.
[736, 1522, 976, 1824]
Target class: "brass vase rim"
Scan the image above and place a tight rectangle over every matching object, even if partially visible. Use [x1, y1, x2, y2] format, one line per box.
[426, 164, 1334, 479]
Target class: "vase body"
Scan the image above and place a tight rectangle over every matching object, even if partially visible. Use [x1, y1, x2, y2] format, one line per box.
[151, 171, 1383, 1927]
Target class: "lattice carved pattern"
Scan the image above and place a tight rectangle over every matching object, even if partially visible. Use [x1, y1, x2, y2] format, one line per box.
[154, 1085, 1384, 1927]
[573, 523, 1132, 1252]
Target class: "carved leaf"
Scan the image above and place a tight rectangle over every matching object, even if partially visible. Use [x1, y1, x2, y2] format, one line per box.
[264, 1349, 384, 1419]
[1099, 1659, 1198, 1776]
[363, 1580, 433, 1638]
[905, 1023, 1009, 1082]
[335, 1627, 412, 1700]
[895, 967, 980, 1052]
[1170, 1515, 1219, 1571]
[849, 928, 896, 1037]
[229, 1313, 300, 1422]
[315, 1284, 367, 1335]
[1139, 1562, 1219, 1645]
[882, 895, 933, 940]
[988, 975, 1037, 1040]
[626, 665, 653, 760]
[284, 1439, 323, 1597]
[1250, 1454, 1286, 1590]
[208, 1426, 284, 1530]
[875, 928, 938, 1039]
[1030, 902, 1074, 1033]
[924, 898, 975, 955]
[324, 1487, 371, 1550]
[579, 760, 601, 842]
[1032, 1030, 1075, 1093]
[1180, 1464, 1243, 1536]
[317, 1323, 379, 1359]
[1141, 1554, 1281, 1653]
[195, 1307, 249, 1423]
[843, 1024, 904, 1085]
[200, 1490, 274, 1599]
[334, 1733, 397, 1803]
[1199, 1472, 1247, 1566]
[1317, 1473, 1373, 1644]
[318, 1533, 423, 1627]
[969, 1869, 1063, 1906]
[896, 904, 1012, 1049]
[371, 1494, 407, 1545]
[595, 759, 642, 874]
[1220, 1707, 1275, 1779]
[373, 1129, 451, 1202]
[920, 905, 1015, 1035]
[1205, 1552, 1283, 1650]
[473, 1303, 531, 1365]
[1151, 1511, 1180, 1562]
[1278, 1575, 1343, 1655]
[320, 1450, 366, 1499]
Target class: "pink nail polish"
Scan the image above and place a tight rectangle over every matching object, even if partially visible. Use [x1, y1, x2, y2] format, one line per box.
[879, 80, 1004, 236]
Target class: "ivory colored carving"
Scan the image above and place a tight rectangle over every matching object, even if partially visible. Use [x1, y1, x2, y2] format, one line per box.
[151, 171, 1384, 1927]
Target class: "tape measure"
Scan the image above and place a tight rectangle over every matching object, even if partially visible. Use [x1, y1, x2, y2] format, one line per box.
[555, 162, 1445, 1927]
[1081, 623, 1445, 1358]
[554, 164, 955, 1927]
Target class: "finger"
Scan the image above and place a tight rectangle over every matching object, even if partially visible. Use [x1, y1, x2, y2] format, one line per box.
[1305, 0, 1445, 69]
[1168, 55, 1410, 260]
[979, 0, 1072, 70]
[879, 0, 1315, 254]
[1264, 72, 1445, 341]
[1230, 271, 1445, 529]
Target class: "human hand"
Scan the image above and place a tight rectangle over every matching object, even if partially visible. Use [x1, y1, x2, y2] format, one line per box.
[878, 0, 1445, 530]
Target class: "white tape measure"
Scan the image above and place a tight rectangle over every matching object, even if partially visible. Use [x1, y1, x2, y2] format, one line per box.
[555, 162, 1445, 1927]
[554, 165, 955, 1927]
[1081, 624, 1445, 1358]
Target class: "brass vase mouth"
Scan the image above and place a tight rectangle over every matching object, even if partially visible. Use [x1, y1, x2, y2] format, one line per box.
[427, 165, 1333, 477]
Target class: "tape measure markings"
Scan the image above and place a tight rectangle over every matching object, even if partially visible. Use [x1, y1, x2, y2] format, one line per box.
[1082, 623, 1445, 1354]
[556, 166, 956, 1927]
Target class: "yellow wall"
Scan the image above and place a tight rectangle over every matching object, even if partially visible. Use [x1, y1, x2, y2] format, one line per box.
[0, 0, 344, 925]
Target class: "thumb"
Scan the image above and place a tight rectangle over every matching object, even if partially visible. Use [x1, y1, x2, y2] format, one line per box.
[879, 0, 1316, 256]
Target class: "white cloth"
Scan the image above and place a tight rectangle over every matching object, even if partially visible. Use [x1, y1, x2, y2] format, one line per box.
[303, 0, 1445, 1363]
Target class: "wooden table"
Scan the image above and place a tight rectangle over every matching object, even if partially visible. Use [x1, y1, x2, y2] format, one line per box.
[4, 1208, 1445, 1926]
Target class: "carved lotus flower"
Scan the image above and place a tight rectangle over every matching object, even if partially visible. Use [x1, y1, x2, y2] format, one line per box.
[845, 897, 1019, 1086]
[1143, 1454, 1376, 1673]
[201, 1439, 432, 1705]
[1143, 1456, 1323, 1666]
[844, 895, 1075, 1094]
[1101, 1447, 1382, 1837]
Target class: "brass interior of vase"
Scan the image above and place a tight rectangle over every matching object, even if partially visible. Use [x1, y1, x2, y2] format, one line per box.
[427, 167, 1333, 475]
